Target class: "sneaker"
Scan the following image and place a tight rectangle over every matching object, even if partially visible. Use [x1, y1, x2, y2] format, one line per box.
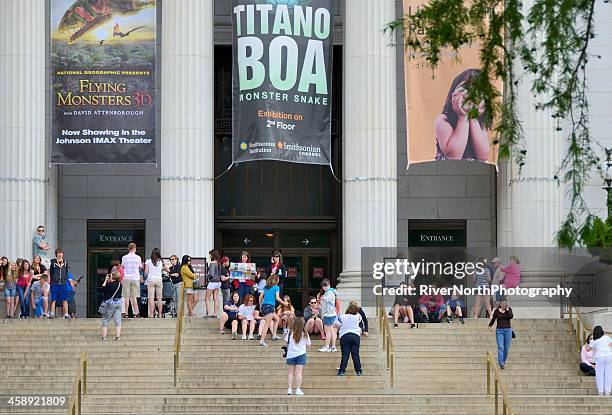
[295, 388, 304, 396]
[318, 346, 330, 352]
[232, 332, 237, 340]
[219, 330, 225, 335]
[259, 341, 268, 347]
[248, 335, 254, 340]
[272, 335, 281, 341]
[242, 335, 247, 340]
[446, 316, 452, 323]
[336, 371, 345, 376]
[283, 327, 289, 335]
[356, 371, 363, 376]
[256, 334, 261, 340]
[393, 323, 398, 329]
[410, 323, 416, 329]
[48, 312, 55, 319]
[287, 388, 292, 395]
[101, 336, 107, 341]
[460, 318, 465, 324]
[114, 336, 120, 341]
[500, 364, 505, 369]
[330, 346, 337, 352]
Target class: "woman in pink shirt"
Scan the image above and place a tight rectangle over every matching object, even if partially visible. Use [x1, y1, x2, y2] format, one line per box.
[501, 256, 521, 289]
[418, 294, 447, 322]
[580, 334, 596, 376]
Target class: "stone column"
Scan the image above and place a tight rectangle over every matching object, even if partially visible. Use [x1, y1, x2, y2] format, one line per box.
[161, 0, 215, 316]
[0, 0, 46, 261]
[338, 0, 398, 305]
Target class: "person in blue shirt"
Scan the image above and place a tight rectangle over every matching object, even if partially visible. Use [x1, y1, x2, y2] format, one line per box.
[219, 291, 241, 339]
[258, 274, 288, 347]
[446, 293, 465, 324]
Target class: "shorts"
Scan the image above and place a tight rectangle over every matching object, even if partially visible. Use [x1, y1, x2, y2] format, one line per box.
[286, 353, 307, 366]
[207, 282, 221, 290]
[261, 304, 275, 316]
[34, 296, 45, 317]
[3, 285, 17, 298]
[224, 316, 238, 329]
[323, 316, 337, 326]
[101, 301, 122, 328]
[147, 279, 163, 299]
[184, 287, 194, 295]
[50, 284, 68, 303]
[122, 280, 141, 299]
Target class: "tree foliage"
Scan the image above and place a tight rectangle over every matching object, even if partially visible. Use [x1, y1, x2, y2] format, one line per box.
[386, 0, 604, 248]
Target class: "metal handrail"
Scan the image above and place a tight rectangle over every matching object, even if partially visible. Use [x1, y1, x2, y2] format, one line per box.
[173, 285, 185, 387]
[486, 351, 516, 415]
[66, 352, 87, 415]
[567, 302, 612, 353]
[376, 296, 395, 388]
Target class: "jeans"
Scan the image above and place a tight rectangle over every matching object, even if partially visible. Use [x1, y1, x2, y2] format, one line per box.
[238, 282, 251, 301]
[172, 282, 183, 315]
[580, 362, 596, 376]
[17, 285, 31, 317]
[339, 333, 362, 373]
[495, 328, 512, 366]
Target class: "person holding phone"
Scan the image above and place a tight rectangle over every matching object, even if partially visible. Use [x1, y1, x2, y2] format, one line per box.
[101, 272, 122, 341]
[259, 275, 288, 347]
[304, 297, 324, 339]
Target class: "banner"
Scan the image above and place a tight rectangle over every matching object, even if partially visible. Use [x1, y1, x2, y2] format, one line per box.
[232, 0, 333, 165]
[51, 0, 156, 164]
[404, 0, 499, 167]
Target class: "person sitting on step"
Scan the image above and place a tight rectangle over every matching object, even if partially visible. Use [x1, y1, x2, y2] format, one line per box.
[580, 334, 596, 376]
[390, 293, 416, 329]
[277, 295, 295, 335]
[219, 291, 241, 339]
[304, 296, 325, 339]
[446, 293, 465, 324]
[418, 293, 446, 323]
[238, 294, 257, 340]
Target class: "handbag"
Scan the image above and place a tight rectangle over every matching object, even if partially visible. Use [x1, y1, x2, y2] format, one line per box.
[98, 282, 121, 314]
[282, 330, 291, 357]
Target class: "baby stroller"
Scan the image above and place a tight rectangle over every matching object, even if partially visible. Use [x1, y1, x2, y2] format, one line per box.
[139, 276, 175, 318]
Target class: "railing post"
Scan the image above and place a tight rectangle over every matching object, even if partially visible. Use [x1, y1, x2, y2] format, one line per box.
[486, 355, 491, 395]
[494, 378, 499, 415]
[82, 355, 87, 396]
[77, 380, 81, 415]
[503, 400, 507, 415]
[576, 319, 581, 352]
[173, 352, 178, 387]
[390, 351, 394, 389]
[568, 306, 573, 334]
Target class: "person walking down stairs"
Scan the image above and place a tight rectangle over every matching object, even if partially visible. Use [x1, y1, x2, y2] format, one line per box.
[488, 298, 513, 369]
[591, 326, 612, 396]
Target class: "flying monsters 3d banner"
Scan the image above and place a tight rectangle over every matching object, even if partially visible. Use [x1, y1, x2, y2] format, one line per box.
[404, 0, 500, 167]
[232, 0, 333, 165]
[51, 0, 156, 164]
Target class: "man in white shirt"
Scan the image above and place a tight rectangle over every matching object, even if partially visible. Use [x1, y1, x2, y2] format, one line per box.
[121, 243, 143, 317]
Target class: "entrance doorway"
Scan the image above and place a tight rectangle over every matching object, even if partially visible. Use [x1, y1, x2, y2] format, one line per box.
[86, 220, 145, 317]
[218, 227, 337, 311]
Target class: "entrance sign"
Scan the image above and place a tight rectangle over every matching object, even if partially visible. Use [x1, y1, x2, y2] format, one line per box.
[50, 0, 157, 164]
[232, 0, 333, 165]
[403, 0, 500, 167]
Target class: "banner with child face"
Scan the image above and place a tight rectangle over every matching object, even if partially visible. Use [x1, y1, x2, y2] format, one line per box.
[232, 0, 333, 165]
[403, 0, 500, 167]
[50, 0, 157, 164]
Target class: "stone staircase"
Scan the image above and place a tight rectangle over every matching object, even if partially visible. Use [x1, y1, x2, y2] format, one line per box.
[1, 316, 611, 414]
[390, 318, 612, 414]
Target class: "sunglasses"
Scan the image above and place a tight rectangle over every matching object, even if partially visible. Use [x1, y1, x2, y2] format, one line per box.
[309, 301, 317, 304]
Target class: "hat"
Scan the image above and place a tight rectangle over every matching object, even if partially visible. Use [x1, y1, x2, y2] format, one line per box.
[221, 256, 229, 263]
[491, 257, 501, 263]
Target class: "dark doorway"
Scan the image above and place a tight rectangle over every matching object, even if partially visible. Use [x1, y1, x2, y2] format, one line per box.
[86, 220, 145, 317]
[213, 45, 343, 311]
